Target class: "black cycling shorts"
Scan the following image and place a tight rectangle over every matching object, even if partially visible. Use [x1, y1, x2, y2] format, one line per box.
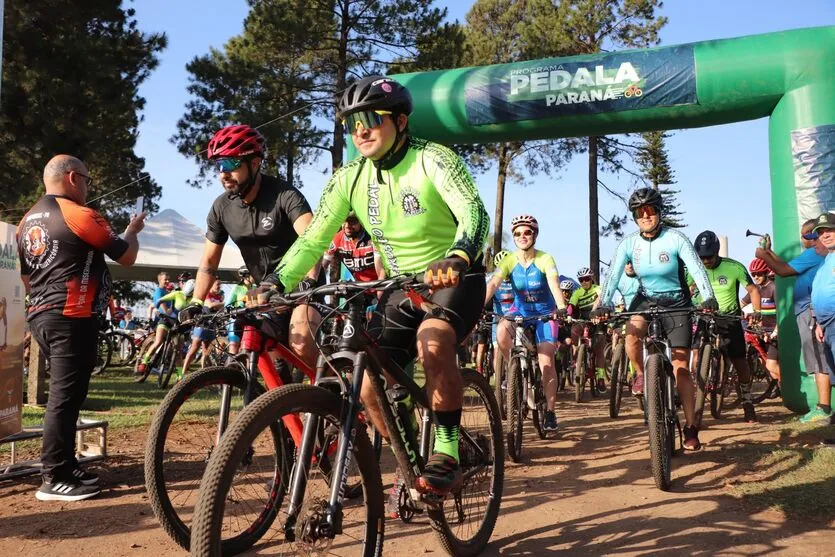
[713, 316, 746, 360]
[367, 271, 486, 371]
[631, 295, 693, 349]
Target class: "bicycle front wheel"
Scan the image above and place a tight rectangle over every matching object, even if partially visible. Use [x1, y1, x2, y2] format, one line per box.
[710, 352, 728, 419]
[429, 368, 504, 557]
[608, 342, 626, 419]
[92, 334, 112, 375]
[645, 354, 673, 491]
[506, 356, 524, 463]
[144, 365, 291, 553]
[693, 342, 713, 429]
[574, 344, 587, 403]
[190, 384, 383, 557]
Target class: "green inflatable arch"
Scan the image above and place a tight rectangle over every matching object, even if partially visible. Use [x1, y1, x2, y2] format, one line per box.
[391, 26, 835, 413]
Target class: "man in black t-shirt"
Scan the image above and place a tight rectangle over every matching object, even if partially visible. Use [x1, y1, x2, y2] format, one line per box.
[186, 125, 319, 366]
[18, 154, 145, 501]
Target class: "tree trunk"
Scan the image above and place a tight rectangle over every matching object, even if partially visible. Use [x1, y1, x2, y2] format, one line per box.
[493, 142, 510, 256]
[332, 0, 350, 170]
[286, 131, 295, 189]
[588, 136, 600, 280]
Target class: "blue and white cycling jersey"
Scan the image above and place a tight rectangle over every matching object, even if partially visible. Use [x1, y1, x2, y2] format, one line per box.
[493, 277, 515, 316]
[600, 227, 713, 307]
[496, 250, 559, 316]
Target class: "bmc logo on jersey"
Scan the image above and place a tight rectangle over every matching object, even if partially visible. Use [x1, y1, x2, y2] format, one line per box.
[260, 216, 274, 230]
[658, 252, 670, 263]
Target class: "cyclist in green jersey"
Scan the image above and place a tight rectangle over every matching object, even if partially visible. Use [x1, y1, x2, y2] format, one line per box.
[265, 75, 490, 498]
[137, 272, 192, 380]
[225, 266, 254, 354]
[569, 266, 606, 390]
[691, 231, 761, 422]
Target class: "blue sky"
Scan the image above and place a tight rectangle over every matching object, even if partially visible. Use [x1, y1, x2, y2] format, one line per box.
[132, 0, 835, 282]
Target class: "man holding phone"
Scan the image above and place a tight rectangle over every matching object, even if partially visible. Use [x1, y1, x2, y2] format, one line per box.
[17, 155, 145, 501]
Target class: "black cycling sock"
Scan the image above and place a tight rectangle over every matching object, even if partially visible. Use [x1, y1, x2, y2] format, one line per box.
[818, 404, 832, 413]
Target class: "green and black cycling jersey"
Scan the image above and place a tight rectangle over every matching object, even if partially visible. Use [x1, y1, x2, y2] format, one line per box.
[277, 137, 490, 290]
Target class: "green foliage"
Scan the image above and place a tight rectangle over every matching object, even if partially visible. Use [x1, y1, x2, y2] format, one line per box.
[637, 131, 684, 227]
[0, 0, 166, 229]
[174, 0, 457, 182]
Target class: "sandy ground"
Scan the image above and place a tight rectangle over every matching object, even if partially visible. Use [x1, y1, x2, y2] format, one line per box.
[2, 393, 834, 556]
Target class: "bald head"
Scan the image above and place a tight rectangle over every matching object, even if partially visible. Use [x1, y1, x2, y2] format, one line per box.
[43, 155, 89, 203]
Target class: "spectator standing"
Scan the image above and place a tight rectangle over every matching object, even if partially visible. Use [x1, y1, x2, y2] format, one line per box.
[17, 155, 144, 501]
[757, 219, 831, 423]
[811, 213, 835, 426]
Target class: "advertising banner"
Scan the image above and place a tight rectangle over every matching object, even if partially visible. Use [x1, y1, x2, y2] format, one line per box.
[465, 45, 698, 126]
[0, 220, 25, 440]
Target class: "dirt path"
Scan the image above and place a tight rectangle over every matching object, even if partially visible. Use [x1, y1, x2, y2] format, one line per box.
[2, 395, 833, 556]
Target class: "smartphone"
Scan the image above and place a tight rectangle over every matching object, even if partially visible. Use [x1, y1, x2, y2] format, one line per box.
[134, 197, 144, 216]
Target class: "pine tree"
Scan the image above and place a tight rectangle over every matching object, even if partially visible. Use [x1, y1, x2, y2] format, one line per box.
[636, 131, 684, 228]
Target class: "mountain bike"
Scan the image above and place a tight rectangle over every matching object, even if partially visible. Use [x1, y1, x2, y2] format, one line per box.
[607, 325, 631, 418]
[692, 313, 743, 426]
[572, 318, 604, 402]
[145, 299, 368, 553]
[744, 323, 779, 403]
[189, 276, 504, 557]
[612, 306, 691, 491]
[499, 313, 558, 463]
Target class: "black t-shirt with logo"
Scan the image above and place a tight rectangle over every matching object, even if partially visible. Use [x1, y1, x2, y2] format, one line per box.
[17, 195, 129, 320]
[206, 175, 312, 282]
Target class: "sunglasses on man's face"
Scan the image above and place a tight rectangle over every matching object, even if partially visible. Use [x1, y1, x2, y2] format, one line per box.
[343, 110, 392, 133]
[633, 205, 659, 219]
[216, 157, 244, 173]
[802, 231, 819, 241]
[513, 230, 534, 238]
[579, 277, 592, 283]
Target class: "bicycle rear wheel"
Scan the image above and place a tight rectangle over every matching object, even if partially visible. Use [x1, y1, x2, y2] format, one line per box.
[574, 344, 587, 403]
[92, 334, 112, 375]
[608, 342, 627, 419]
[429, 369, 504, 557]
[506, 356, 524, 463]
[645, 354, 673, 491]
[190, 384, 383, 557]
[158, 336, 180, 389]
[145, 365, 291, 552]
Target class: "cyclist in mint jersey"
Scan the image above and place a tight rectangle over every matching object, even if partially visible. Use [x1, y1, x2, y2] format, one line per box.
[596, 188, 717, 451]
[225, 266, 254, 355]
[486, 215, 568, 432]
[617, 262, 640, 310]
[690, 230, 761, 423]
[267, 75, 490, 498]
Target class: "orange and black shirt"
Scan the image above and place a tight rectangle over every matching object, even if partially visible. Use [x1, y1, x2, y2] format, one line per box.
[17, 195, 129, 320]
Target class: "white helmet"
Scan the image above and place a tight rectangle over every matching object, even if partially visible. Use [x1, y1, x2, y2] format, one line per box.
[577, 267, 594, 280]
[559, 279, 575, 291]
[182, 279, 196, 297]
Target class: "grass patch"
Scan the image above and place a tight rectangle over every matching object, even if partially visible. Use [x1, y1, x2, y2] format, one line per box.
[730, 421, 835, 521]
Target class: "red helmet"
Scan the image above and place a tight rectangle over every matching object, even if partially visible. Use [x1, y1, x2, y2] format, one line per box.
[207, 125, 266, 159]
[749, 258, 770, 274]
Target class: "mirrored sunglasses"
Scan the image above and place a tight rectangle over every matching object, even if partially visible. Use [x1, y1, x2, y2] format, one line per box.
[216, 158, 244, 173]
[513, 230, 534, 238]
[802, 231, 820, 240]
[343, 110, 392, 133]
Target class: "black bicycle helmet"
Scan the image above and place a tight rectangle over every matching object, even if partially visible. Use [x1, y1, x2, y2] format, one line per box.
[694, 230, 721, 258]
[628, 187, 663, 213]
[336, 75, 413, 121]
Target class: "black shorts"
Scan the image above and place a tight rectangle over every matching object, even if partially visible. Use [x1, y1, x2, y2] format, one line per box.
[631, 295, 693, 349]
[367, 271, 486, 370]
[714, 316, 746, 359]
